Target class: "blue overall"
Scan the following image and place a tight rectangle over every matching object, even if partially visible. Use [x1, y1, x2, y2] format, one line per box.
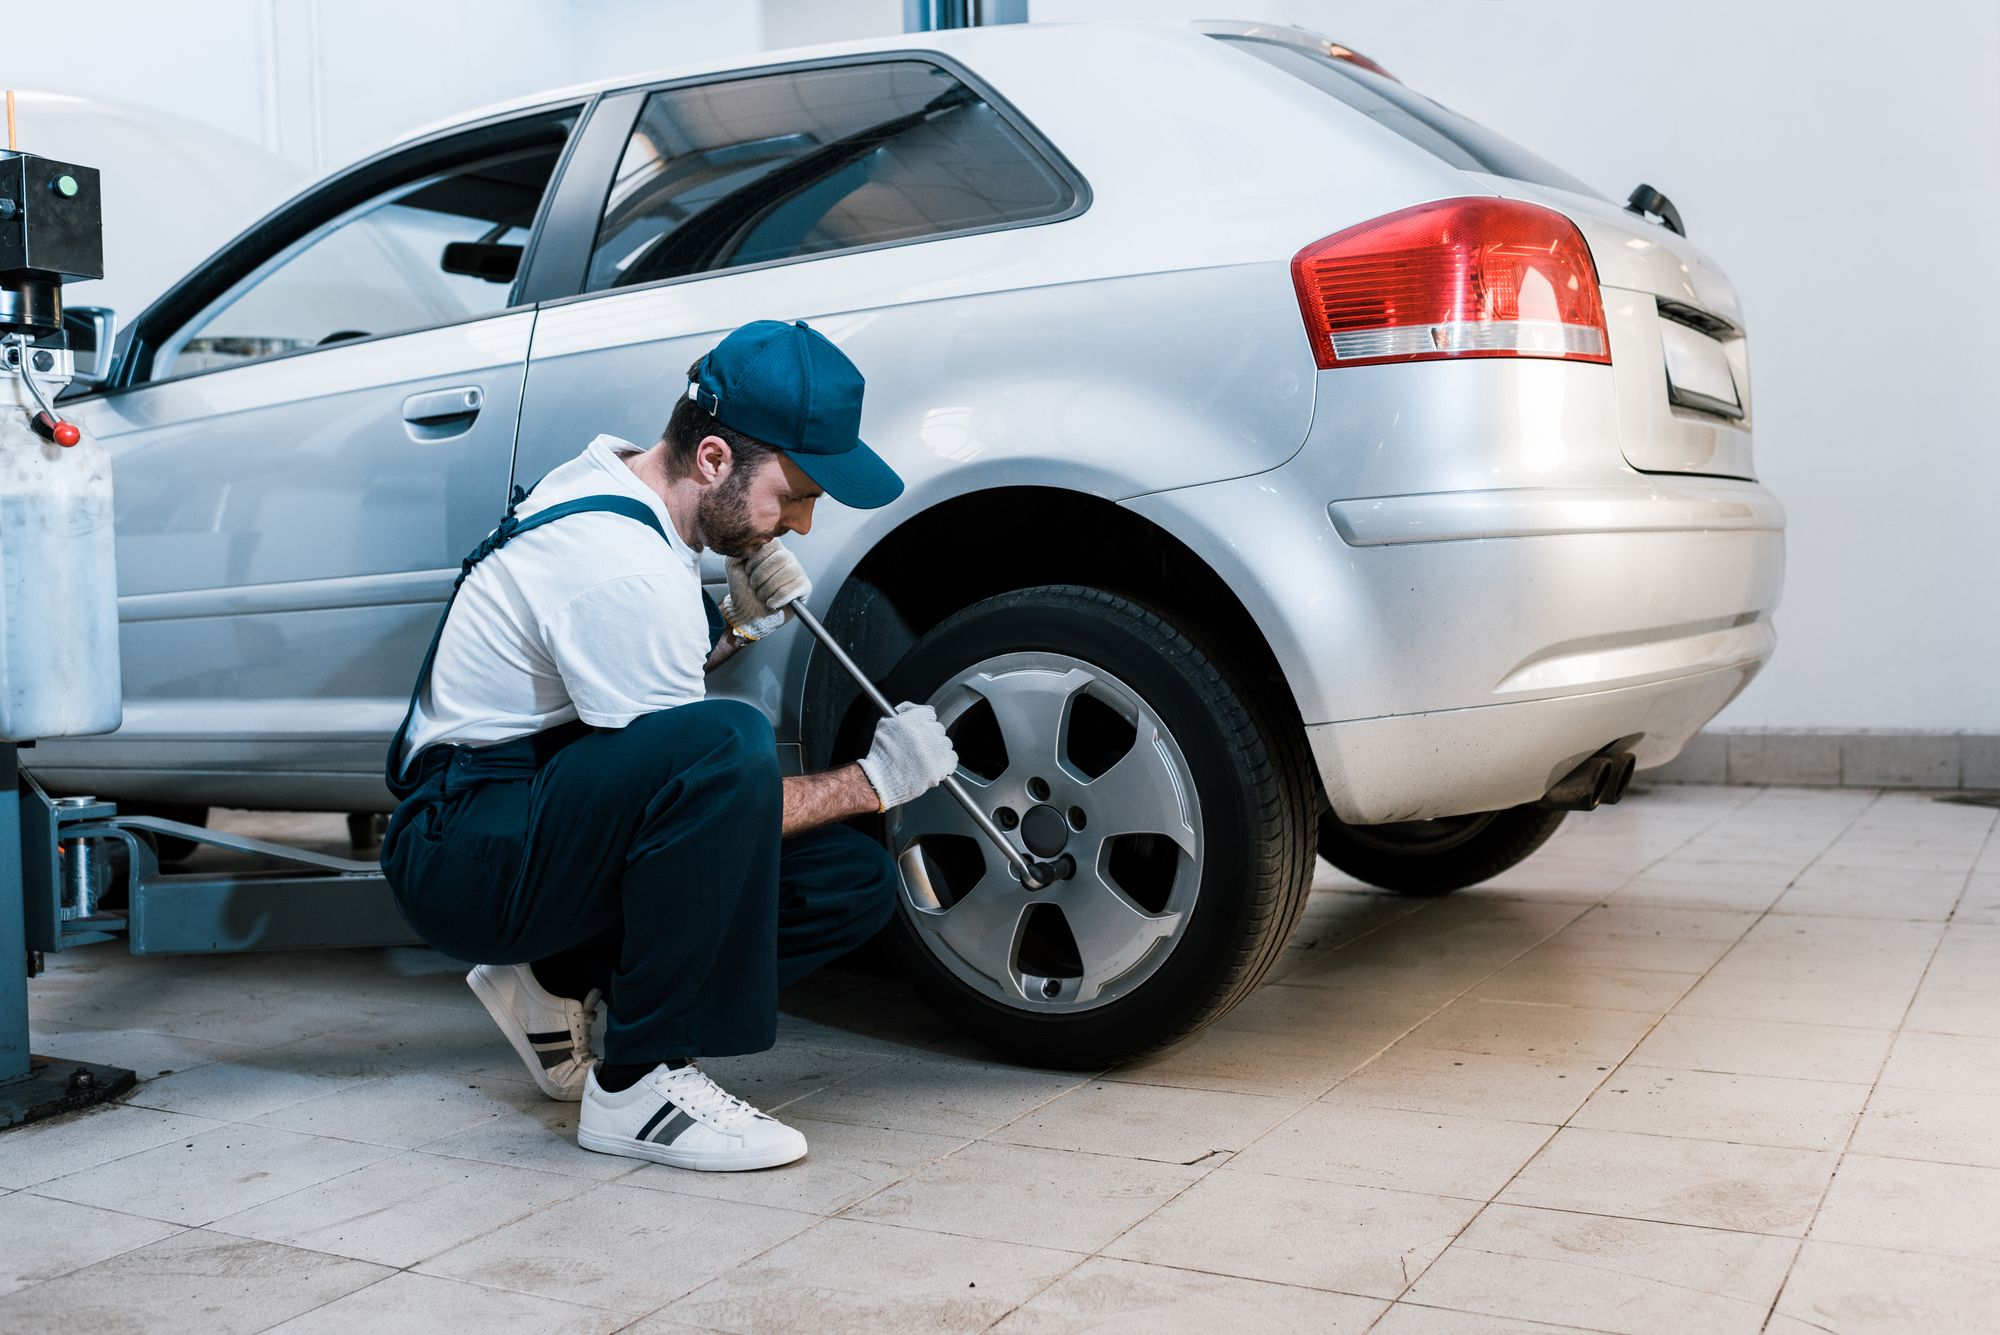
[378, 489, 896, 1062]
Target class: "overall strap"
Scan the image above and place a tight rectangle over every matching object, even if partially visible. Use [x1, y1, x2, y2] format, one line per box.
[384, 492, 672, 797]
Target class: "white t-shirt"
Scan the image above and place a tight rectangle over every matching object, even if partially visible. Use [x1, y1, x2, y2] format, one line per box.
[400, 435, 712, 762]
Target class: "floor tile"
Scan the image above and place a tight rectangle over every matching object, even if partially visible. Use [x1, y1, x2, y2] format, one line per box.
[1229, 1102, 1554, 1200]
[1904, 984, 2000, 1037]
[251, 1070, 525, 1149]
[1674, 973, 1915, 1029]
[27, 1028, 257, 1082]
[1466, 960, 1698, 1012]
[1570, 1066, 1867, 1151]
[1610, 878, 1788, 913]
[1878, 1029, 2000, 1094]
[991, 1256, 1386, 1332]
[208, 1150, 590, 1266]
[699, 1043, 892, 1112]
[1104, 1168, 1480, 1298]
[662, 1217, 1082, 1332]
[1707, 941, 1936, 989]
[1769, 1239, 2000, 1335]
[781, 1056, 1082, 1138]
[842, 1139, 1202, 1252]
[416, 1181, 812, 1313]
[1372, 1303, 1614, 1333]
[1503, 931, 1736, 974]
[1104, 1026, 1388, 1100]
[1849, 1086, 2000, 1167]
[1323, 1046, 1611, 1125]
[34, 1122, 392, 1226]
[0, 1104, 222, 1189]
[1811, 1154, 2000, 1261]
[263, 1270, 626, 1334]
[412, 1078, 638, 1181]
[1400, 998, 1660, 1062]
[625, 1116, 965, 1216]
[122, 1045, 400, 1122]
[1565, 905, 1759, 941]
[1498, 1126, 1836, 1235]
[1739, 915, 1944, 952]
[987, 1079, 1297, 1165]
[1626, 1013, 1889, 1086]
[0, 1229, 390, 1335]
[0, 1192, 182, 1296]
[1404, 1203, 1795, 1334]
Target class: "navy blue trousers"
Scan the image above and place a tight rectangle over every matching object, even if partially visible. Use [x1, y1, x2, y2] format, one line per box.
[380, 700, 897, 1063]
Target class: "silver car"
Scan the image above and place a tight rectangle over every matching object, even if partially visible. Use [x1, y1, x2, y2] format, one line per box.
[44, 20, 1782, 1064]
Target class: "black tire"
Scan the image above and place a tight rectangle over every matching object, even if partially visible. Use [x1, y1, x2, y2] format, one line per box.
[1317, 804, 1567, 896]
[875, 585, 1316, 1069]
[121, 802, 210, 865]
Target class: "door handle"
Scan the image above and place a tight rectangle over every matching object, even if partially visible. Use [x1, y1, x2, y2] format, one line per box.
[402, 386, 483, 424]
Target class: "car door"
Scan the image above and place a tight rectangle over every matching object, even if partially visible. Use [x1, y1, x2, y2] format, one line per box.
[35, 106, 581, 811]
[508, 58, 1081, 750]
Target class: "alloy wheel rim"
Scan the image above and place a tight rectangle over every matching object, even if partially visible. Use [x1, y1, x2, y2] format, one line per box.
[889, 651, 1203, 1013]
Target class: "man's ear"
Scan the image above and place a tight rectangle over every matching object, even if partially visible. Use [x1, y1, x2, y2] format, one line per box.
[696, 434, 734, 483]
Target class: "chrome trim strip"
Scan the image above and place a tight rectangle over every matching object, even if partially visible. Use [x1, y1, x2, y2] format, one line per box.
[119, 569, 454, 622]
[1328, 484, 1786, 546]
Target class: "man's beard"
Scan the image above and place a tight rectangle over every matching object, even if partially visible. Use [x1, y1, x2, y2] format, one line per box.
[697, 464, 765, 557]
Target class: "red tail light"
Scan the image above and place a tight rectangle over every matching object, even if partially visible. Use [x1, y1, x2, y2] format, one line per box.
[1291, 197, 1612, 369]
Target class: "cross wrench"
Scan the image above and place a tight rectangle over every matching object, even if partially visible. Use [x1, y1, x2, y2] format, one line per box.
[788, 601, 1053, 890]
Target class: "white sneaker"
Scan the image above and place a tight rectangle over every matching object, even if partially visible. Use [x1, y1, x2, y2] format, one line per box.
[578, 1063, 808, 1171]
[466, 963, 600, 1102]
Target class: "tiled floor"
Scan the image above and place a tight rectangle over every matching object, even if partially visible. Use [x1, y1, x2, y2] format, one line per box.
[6, 783, 1999, 1333]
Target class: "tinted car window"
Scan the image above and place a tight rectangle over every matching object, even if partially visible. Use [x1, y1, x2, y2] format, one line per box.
[1220, 37, 1601, 199]
[586, 60, 1074, 291]
[161, 142, 563, 377]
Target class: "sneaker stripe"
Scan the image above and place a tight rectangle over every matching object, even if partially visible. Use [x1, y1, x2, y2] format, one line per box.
[536, 1048, 573, 1069]
[650, 1110, 694, 1145]
[523, 1029, 569, 1044]
[635, 1101, 676, 1142]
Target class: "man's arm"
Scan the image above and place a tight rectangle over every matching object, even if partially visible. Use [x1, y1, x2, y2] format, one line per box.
[703, 632, 742, 674]
[780, 763, 880, 838]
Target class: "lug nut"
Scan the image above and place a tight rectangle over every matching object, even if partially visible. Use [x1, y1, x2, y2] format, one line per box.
[1067, 806, 1086, 830]
[1027, 776, 1050, 801]
[1041, 978, 1061, 998]
[995, 806, 1018, 830]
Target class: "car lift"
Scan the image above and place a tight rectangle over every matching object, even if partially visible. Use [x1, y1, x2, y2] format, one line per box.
[0, 108, 413, 1129]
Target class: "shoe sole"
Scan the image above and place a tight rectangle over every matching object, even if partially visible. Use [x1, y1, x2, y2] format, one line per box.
[467, 967, 584, 1103]
[577, 1125, 807, 1172]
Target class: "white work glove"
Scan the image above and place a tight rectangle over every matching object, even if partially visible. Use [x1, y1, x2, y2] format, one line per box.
[858, 703, 959, 811]
[722, 539, 811, 642]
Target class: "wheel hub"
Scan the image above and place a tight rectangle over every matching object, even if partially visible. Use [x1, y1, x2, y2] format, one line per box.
[1019, 803, 1069, 858]
[888, 651, 1204, 1014]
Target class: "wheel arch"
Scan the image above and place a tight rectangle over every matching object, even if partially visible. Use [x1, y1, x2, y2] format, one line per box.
[801, 485, 1305, 774]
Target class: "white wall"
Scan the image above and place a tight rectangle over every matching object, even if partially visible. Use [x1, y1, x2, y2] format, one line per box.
[3, 0, 1991, 730]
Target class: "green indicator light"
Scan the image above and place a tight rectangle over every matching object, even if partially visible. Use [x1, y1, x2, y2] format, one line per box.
[54, 174, 78, 198]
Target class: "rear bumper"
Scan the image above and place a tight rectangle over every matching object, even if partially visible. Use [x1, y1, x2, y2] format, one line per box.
[1308, 659, 1763, 824]
[1124, 456, 1785, 824]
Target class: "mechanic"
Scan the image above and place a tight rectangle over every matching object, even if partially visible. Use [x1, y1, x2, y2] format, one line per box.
[379, 319, 956, 1173]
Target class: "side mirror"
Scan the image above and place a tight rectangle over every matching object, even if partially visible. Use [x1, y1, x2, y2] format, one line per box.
[64, 306, 117, 388]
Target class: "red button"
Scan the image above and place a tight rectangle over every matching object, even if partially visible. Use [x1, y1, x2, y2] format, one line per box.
[52, 422, 80, 447]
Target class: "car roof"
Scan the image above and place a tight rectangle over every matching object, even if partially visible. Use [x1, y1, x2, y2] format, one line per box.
[343, 21, 1218, 174]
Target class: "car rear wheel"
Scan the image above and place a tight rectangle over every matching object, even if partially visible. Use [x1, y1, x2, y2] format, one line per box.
[876, 585, 1315, 1069]
[1317, 804, 1567, 896]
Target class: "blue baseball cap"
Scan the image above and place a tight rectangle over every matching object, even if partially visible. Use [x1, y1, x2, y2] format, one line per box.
[687, 319, 903, 510]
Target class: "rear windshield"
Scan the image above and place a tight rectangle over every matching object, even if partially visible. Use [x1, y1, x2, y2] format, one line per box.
[1218, 36, 1602, 199]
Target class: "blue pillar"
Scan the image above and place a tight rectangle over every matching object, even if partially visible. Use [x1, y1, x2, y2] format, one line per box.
[905, 0, 1026, 31]
[0, 744, 27, 1083]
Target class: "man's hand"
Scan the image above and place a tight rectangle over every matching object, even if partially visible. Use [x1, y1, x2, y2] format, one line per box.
[722, 539, 811, 642]
[857, 703, 958, 811]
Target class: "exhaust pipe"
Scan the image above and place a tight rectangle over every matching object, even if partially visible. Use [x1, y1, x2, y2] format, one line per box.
[1539, 748, 1638, 811]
